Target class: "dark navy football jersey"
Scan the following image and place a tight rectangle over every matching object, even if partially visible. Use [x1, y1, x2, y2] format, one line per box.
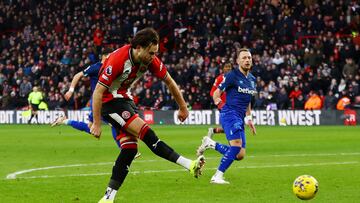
[83, 62, 102, 93]
[218, 68, 257, 118]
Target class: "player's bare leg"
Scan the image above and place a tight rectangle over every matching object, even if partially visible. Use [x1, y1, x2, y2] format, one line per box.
[236, 148, 246, 161]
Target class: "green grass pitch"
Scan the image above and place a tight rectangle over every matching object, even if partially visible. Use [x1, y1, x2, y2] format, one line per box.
[0, 124, 359, 202]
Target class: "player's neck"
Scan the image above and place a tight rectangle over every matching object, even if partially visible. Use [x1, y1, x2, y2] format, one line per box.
[131, 49, 141, 64]
[239, 67, 249, 76]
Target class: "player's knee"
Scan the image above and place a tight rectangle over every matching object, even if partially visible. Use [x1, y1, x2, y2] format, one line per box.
[236, 153, 245, 161]
[137, 123, 150, 140]
[123, 116, 144, 136]
[236, 150, 246, 161]
[227, 146, 241, 160]
[119, 136, 138, 152]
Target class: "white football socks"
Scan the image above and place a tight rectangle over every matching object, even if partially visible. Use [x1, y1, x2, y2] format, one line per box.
[63, 119, 69, 125]
[176, 156, 192, 170]
[213, 170, 224, 178]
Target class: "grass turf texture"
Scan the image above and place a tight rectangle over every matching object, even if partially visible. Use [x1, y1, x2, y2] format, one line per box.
[0, 125, 359, 202]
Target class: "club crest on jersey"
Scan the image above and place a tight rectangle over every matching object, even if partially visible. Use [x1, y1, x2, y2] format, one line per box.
[122, 111, 131, 119]
[105, 66, 112, 75]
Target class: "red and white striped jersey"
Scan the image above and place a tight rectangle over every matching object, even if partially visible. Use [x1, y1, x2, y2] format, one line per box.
[98, 45, 167, 103]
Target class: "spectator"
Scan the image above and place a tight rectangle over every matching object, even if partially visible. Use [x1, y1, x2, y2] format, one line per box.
[0, 0, 359, 111]
[338, 79, 347, 93]
[342, 58, 358, 79]
[323, 90, 337, 109]
[294, 94, 305, 110]
[19, 77, 32, 98]
[276, 87, 290, 109]
[304, 91, 322, 110]
[272, 52, 284, 66]
[336, 96, 351, 110]
[289, 85, 302, 108]
[253, 91, 266, 109]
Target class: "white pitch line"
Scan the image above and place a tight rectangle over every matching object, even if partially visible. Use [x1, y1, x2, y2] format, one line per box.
[6, 161, 359, 180]
[5, 162, 113, 180]
[5, 152, 360, 180]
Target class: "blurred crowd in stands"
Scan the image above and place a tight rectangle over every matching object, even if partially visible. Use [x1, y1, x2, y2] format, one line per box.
[0, 0, 359, 111]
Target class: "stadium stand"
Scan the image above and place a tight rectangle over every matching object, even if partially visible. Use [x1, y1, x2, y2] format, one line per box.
[0, 0, 359, 110]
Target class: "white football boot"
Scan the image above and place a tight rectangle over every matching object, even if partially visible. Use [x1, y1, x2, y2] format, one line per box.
[196, 136, 216, 156]
[207, 127, 214, 138]
[211, 174, 230, 184]
[51, 116, 67, 127]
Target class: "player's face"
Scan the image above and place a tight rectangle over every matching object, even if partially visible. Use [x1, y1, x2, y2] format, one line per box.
[237, 51, 252, 71]
[223, 64, 232, 73]
[138, 44, 158, 65]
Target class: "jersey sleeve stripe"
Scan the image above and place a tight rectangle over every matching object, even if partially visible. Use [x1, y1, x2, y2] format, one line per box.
[162, 72, 168, 80]
[98, 81, 109, 88]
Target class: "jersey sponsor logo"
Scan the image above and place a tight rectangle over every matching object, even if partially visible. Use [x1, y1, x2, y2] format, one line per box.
[105, 66, 112, 75]
[121, 111, 131, 119]
[238, 86, 257, 95]
[102, 74, 109, 81]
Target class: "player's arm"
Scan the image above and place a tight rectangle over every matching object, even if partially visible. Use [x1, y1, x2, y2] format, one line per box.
[213, 88, 225, 109]
[64, 71, 84, 101]
[163, 72, 188, 122]
[245, 103, 256, 135]
[90, 83, 106, 138]
[210, 75, 222, 97]
[210, 85, 217, 97]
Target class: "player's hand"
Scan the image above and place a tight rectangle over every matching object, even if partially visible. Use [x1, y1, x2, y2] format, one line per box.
[90, 123, 102, 139]
[64, 91, 73, 101]
[217, 101, 225, 110]
[177, 106, 189, 122]
[247, 120, 256, 135]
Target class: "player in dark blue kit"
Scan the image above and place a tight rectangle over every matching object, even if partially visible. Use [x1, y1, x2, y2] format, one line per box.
[51, 50, 140, 156]
[197, 48, 256, 184]
[51, 51, 118, 138]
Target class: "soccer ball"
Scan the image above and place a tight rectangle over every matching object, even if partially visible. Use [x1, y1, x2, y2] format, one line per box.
[292, 175, 319, 200]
